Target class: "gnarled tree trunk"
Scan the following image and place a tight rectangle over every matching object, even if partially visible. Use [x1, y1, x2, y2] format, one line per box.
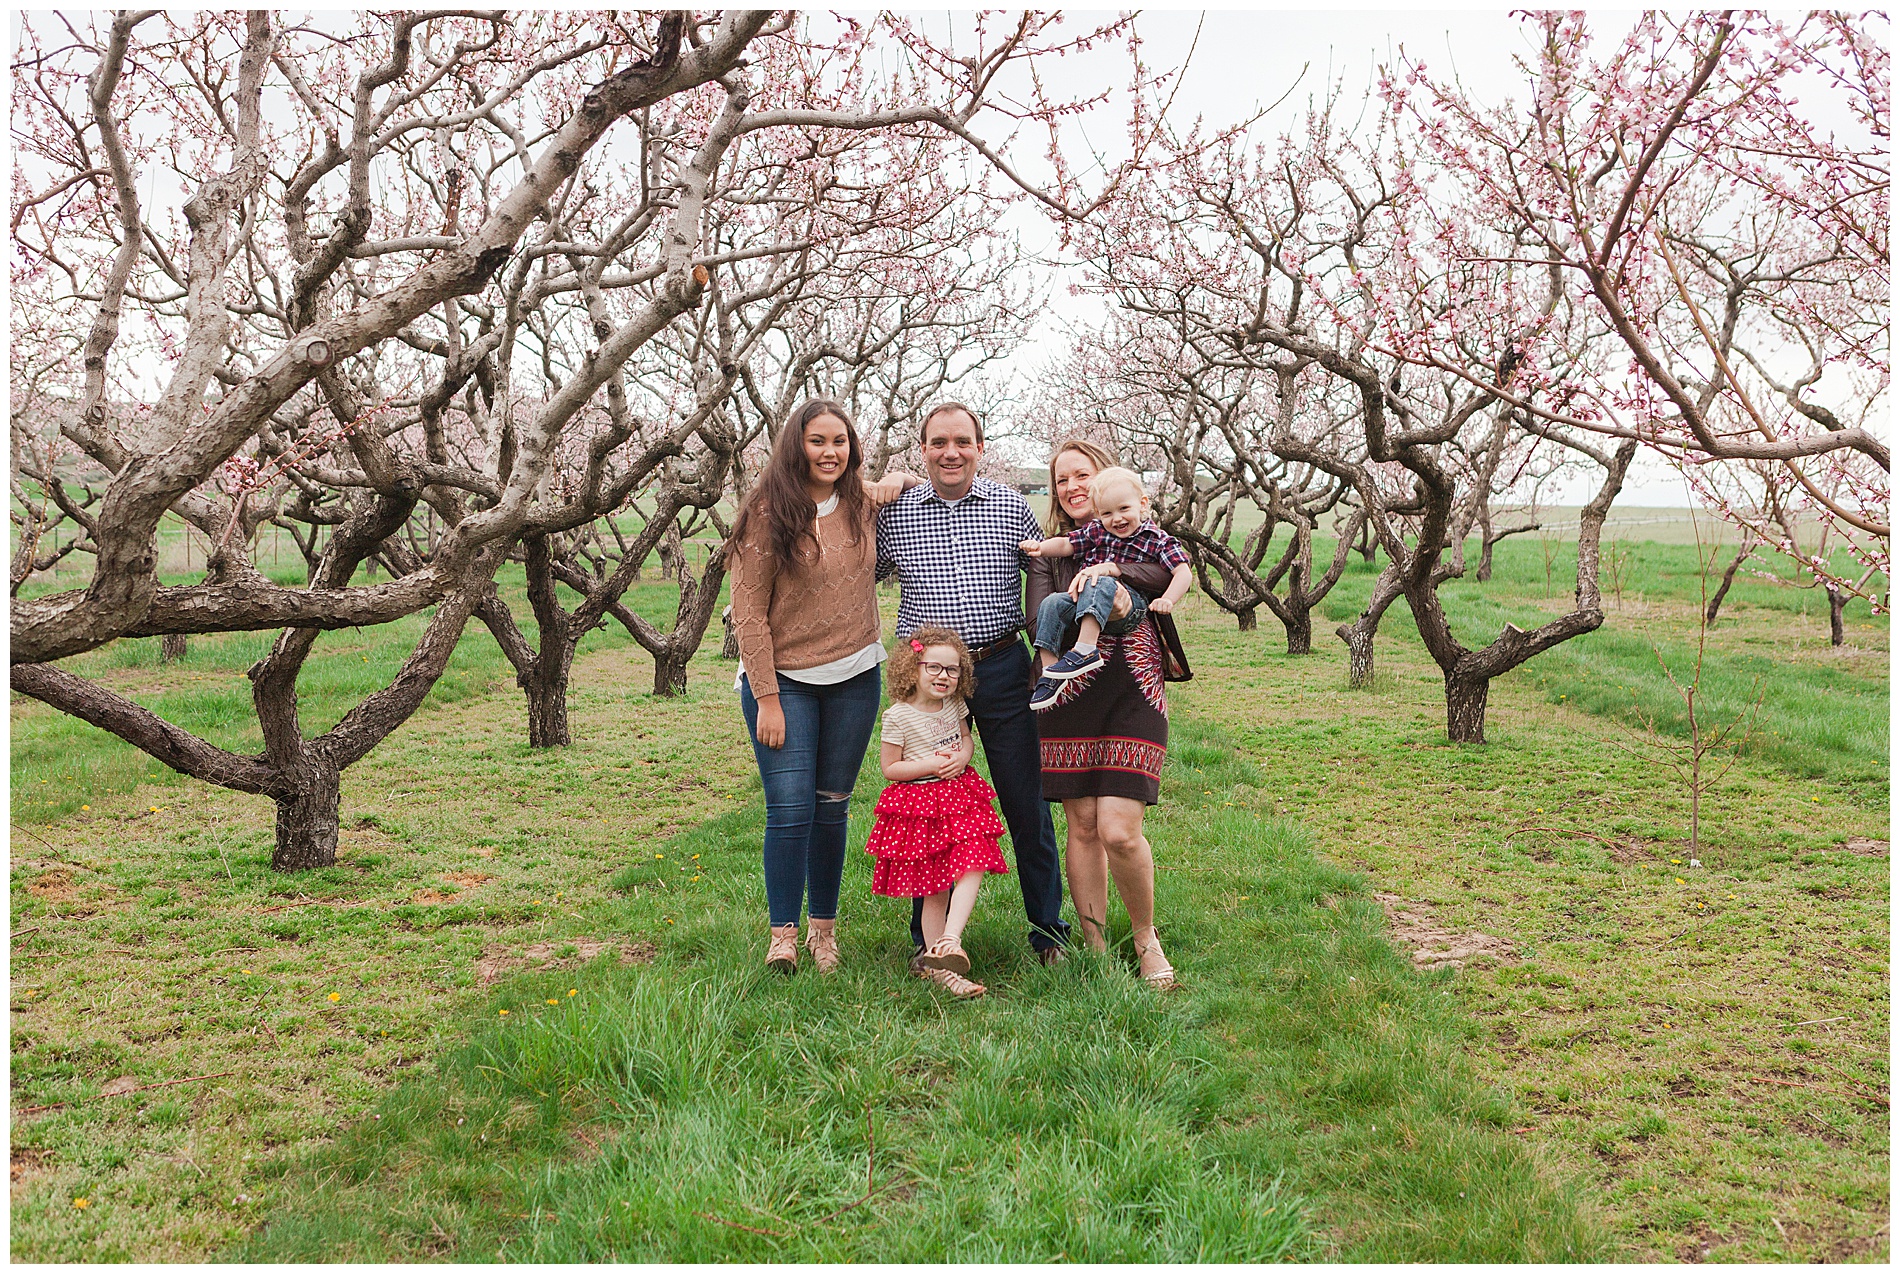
[618, 525, 730, 699]
[1445, 672, 1490, 744]
[1283, 605, 1311, 655]
[1336, 563, 1403, 689]
[271, 758, 341, 871]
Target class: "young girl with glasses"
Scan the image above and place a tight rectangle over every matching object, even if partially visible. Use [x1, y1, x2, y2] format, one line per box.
[866, 627, 1009, 999]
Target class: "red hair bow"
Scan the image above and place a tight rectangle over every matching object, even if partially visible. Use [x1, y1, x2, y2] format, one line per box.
[909, 638, 925, 652]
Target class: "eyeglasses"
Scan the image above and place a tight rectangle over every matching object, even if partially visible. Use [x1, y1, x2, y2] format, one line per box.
[918, 660, 957, 678]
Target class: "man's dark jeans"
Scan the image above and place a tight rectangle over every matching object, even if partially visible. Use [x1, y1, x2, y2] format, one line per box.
[740, 667, 882, 927]
[910, 638, 1069, 954]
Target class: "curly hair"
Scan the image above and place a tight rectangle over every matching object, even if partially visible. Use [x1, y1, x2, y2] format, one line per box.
[886, 625, 977, 703]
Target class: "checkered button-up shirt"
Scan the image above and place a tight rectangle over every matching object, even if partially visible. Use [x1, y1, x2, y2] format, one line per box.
[876, 478, 1043, 645]
[1068, 519, 1190, 572]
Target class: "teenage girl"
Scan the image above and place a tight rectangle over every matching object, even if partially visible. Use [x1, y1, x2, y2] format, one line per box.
[865, 627, 1009, 999]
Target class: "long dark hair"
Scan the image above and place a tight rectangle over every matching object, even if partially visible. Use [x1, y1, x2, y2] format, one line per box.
[731, 399, 868, 572]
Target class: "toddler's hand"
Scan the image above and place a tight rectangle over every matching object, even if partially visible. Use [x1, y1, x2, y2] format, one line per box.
[1149, 597, 1174, 615]
[1019, 538, 1045, 556]
[934, 750, 965, 779]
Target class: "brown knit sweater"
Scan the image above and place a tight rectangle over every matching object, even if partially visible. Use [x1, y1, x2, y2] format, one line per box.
[728, 503, 881, 699]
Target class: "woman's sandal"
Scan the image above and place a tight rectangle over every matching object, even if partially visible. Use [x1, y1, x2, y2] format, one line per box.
[919, 934, 971, 975]
[919, 965, 986, 999]
[766, 923, 799, 974]
[1133, 926, 1178, 991]
[804, 919, 841, 974]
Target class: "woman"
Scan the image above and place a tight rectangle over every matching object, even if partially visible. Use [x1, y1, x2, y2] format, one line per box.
[728, 400, 911, 974]
[1026, 438, 1192, 987]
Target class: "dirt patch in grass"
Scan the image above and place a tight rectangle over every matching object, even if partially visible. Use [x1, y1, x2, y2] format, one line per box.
[441, 871, 493, 887]
[24, 869, 78, 901]
[410, 888, 460, 904]
[1372, 893, 1515, 969]
[1841, 836, 1888, 856]
[475, 938, 656, 985]
[11, 1146, 51, 1185]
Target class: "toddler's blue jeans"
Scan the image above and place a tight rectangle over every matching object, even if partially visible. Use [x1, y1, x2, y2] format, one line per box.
[1033, 574, 1147, 654]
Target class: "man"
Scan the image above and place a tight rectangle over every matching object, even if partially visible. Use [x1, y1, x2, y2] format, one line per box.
[877, 403, 1121, 965]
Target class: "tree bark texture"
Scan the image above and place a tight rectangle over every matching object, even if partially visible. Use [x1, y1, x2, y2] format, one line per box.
[1705, 540, 1751, 626]
[1445, 673, 1490, 744]
[1827, 583, 1846, 646]
[525, 663, 573, 748]
[159, 632, 188, 662]
[1336, 563, 1404, 689]
[720, 605, 740, 659]
[1283, 606, 1311, 655]
[271, 759, 341, 870]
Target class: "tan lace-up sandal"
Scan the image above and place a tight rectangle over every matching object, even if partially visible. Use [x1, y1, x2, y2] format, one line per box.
[766, 923, 799, 973]
[918, 934, 971, 975]
[918, 964, 986, 999]
[1132, 926, 1177, 991]
[804, 918, 841, 974]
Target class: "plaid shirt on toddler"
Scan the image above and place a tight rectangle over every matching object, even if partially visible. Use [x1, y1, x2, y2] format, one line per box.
[1067, 519, 1190, 574]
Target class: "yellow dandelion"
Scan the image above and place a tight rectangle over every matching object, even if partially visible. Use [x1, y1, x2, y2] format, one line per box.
[1670, 859, 1682, 864]
[1812, 796, 1821, 802]
[655, 853, 664, 860]
[531, 899, 542, 905]
[81, 804, 90, 812]
[1675, 878, 1685, 884]
[241, 969, 252, 975]
[72, 1198, 90, 1209]
[1239, 895, 1251, 901]
[568, 989, 578, 996]
[328, 992, 341, 1002]
[546, 999, 558, 1006]
[691, 874, 702, 882]
[149, 806, 159, 813]
[498, 1009, 510, 1016]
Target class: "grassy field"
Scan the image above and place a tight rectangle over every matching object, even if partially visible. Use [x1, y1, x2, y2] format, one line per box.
[9, 538, 1888, 1261]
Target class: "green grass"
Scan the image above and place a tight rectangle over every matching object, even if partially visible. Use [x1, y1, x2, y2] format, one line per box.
[231, 716, 1595, 1262]
[1181, 546, 1888, 1262]
[10, 535, 1887, 1261]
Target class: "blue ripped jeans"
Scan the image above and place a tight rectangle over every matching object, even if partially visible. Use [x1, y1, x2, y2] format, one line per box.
[739, 667, 881, 926]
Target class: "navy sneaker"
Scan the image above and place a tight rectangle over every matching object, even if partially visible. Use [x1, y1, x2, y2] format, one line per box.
[1029, 674, 1063, 712]
[1041, 648, 1104, 681]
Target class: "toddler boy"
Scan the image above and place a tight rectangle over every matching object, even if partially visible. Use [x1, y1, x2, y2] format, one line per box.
[1018, 466, 1191, 711]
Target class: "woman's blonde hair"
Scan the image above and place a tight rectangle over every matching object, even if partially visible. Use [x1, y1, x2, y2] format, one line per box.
[886, 626, 977, 703]
[1044, 437, 1121, 536]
